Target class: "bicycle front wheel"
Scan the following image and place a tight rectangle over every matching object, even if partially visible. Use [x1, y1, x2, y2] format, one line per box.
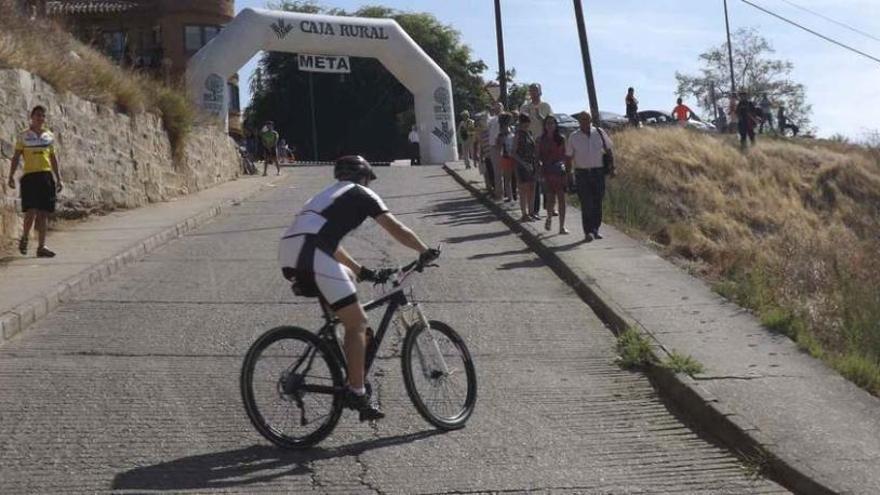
[402, 320, 477, 430]
[241, 326, 344, 449]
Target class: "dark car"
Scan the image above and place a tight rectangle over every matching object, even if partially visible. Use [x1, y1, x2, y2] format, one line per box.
[553, 113, 580, 137]
[637, 110, 716, 132]
[597, 111, 628, 130]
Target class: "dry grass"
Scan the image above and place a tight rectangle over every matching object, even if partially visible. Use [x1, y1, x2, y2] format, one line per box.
[606, 127, 880, 396]
[0, 7, 193, 156]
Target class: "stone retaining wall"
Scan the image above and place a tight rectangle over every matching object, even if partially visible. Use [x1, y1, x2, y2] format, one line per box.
[0, 69, 239, 252]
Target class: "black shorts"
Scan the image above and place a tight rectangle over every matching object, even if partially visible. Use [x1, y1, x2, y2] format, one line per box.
[20, 171, 56, 213]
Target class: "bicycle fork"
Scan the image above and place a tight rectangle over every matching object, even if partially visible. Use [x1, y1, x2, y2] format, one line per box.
[400, 303, 451, 380]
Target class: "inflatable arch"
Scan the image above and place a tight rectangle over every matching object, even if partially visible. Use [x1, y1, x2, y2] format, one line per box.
[187, 8, 458, 164]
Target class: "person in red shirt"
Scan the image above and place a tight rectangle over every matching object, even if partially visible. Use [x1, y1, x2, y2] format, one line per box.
[672, 98, 693, 126]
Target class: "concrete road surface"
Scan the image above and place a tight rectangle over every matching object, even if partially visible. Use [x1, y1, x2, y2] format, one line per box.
[0, 167, 786, 494]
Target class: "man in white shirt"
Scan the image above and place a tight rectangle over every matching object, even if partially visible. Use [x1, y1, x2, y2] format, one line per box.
[487, 101, 505, 199]
[565, 111, 613, 242]
[408, 125, 420, 165]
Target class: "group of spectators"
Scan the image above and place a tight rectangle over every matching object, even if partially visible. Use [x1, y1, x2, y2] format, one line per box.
[460, 83, 614, 243]
[624, 86, 800, 150]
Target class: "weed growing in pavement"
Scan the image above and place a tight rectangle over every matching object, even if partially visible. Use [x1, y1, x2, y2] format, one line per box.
[616, 328, 655, 369]
[740, 448, 772, 480]
[663, 351, 705, 376]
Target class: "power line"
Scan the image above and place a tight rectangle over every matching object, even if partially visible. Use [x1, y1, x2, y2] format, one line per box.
[740, 0, 880, 65]
[776, 0, 880, 44]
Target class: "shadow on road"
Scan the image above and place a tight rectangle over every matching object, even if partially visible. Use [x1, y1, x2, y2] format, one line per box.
[111, 430, 443, 492]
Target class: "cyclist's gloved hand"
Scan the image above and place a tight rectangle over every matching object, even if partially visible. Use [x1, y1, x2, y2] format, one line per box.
[418, 248, 441, 268]
[359, 267, 397, 284]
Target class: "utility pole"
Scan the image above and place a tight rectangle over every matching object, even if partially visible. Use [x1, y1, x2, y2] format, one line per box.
[723, 0, 737, 97]
[572, 0, 601, 124]
[493, 0, 508, 108]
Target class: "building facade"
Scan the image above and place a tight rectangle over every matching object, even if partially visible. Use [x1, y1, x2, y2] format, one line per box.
[45, 0, 242, 138]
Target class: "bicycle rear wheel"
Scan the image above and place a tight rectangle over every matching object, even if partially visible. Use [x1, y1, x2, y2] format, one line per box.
[241, 326, 344, 449]
[402, 320, 477, 430]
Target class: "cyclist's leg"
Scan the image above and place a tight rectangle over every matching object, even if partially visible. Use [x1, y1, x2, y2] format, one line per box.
[312, 251, 367, 390]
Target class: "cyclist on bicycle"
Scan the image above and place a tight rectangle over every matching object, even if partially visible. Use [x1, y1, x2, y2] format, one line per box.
[279, 155, 439, 421]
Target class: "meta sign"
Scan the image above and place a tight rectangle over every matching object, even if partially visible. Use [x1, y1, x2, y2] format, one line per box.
[297, 53, 351, 73]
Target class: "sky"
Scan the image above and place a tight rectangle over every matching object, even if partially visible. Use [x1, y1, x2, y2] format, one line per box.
[235, 0, 880, 138]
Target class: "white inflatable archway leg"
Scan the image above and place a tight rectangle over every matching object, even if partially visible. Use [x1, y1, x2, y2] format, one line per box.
[186, 8, 458, 165]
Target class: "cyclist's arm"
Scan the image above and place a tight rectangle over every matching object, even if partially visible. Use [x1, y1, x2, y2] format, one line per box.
[334, 245, 362, 275]
[375, 213, 429, 254]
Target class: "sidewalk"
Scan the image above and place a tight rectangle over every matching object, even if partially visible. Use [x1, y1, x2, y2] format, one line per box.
[445, 162, 880, 494]
[0, 174, 285, 345]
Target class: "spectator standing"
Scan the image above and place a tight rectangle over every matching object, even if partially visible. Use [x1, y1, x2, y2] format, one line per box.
[512, 113, 538, 222]
[715, 105, 728, 133]
[777, 106, 800, 137]
[487, 101, 506, 200]
[520, 83, 553, 216]
[497, 112, 517, 203]
[537, 115, 569, 234]
[476, 113, 495, 194]
[408, 125, 420, 165]
[457, 111, 476, 169]
[565, 111, 613, 242]
[736, 92, 758, 149]
[672, 98, 694, 126]
[7, 105, 63, 258]
[625, 87, 639, 126]
[261, 121, 280, 176]
[759, 94, 774, 133]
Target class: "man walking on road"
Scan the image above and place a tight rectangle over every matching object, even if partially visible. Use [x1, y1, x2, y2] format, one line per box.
[566, 111, 613, 243]
[625, 87, 639, 127]
[261, 121, 280, 176]
[759, 94, 774, 133]
[7, 105, 63, 258]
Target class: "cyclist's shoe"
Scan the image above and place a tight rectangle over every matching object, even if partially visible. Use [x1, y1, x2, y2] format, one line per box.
[343, 389, 385, 422]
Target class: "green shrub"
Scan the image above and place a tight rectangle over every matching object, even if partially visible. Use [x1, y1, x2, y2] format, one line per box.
[833, 354, 880, 395]
[663, 351, 705, 376]
[617, 328, 655, 369]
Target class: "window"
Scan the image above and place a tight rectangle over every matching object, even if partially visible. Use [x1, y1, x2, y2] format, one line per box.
[184, 25, 202, 52]
[184, 25, 222, 54]
[102, 31, 125, 62]
[228, 82, 240, 113]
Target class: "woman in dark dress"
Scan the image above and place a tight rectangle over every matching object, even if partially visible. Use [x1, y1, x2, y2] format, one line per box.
[537, 115, 569, 234]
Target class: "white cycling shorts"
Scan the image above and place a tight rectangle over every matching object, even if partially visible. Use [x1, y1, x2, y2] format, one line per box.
[279, 234, 358, 310]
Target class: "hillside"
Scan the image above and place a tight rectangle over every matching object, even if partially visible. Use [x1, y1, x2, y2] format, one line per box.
[0, 6, 193, 154]
[606, 127, 880, 395]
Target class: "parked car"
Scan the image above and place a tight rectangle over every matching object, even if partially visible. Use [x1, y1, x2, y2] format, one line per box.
[553, 112, 627, 137]
[554, 113, 580, 137]
[637, 110, 716, 132]
[597, 111, 628, 130]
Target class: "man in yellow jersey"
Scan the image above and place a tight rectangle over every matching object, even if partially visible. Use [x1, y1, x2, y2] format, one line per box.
[7, 106, 63, 257]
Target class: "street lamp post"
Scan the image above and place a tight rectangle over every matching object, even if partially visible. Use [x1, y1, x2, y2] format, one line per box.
[572, 0, 601, 124]
[493, 0, 508, 108]
[723, 0, 737, 97]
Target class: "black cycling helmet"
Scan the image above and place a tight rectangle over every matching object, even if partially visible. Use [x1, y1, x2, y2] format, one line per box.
[334, 155, 377, 183]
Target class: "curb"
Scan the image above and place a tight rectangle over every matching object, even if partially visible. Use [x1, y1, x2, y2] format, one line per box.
[0, 178, 277, 347]
[442, 164, 838, 495]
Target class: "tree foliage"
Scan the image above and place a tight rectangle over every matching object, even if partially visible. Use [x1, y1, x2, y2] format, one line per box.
[247, 1, 489, 161]
[676, 28, 811, 128]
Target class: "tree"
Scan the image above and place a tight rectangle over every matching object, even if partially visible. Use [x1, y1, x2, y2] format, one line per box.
[676, 28, 811, 129]
[247, 1, 490, 161]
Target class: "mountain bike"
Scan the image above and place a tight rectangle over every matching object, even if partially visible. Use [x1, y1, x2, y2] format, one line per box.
[240, 254, 477, 449]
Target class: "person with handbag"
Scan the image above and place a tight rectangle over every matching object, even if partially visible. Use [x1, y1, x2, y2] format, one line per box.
[565, 111, 614, 242]
[537, 115, 569, 234]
